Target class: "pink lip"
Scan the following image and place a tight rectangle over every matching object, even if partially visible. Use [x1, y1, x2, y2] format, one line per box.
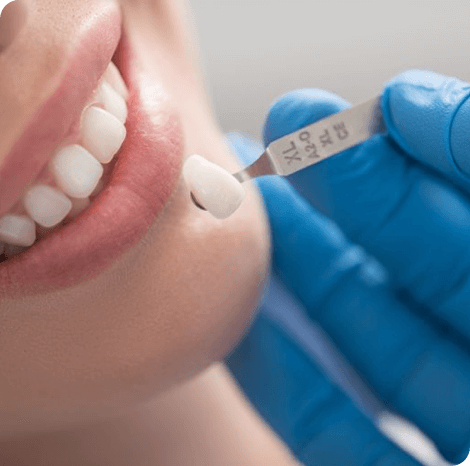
[0, 30, 183, 299]
[0, 7, 122, 219]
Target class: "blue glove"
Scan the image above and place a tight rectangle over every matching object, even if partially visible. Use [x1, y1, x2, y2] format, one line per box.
[225, 70, 470, 466]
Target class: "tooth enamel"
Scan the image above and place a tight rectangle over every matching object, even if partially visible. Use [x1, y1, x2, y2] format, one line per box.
[103, 62, 129, 100]
[67, 197, 90, 218]
[22, 184, 73, 228]
[50, 145, 104, 199]
[0, 214, 36, 247]
[96, 82, 128, 124]
[81, 106, 126, 164]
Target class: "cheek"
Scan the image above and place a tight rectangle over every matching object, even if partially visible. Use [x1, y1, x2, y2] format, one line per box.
[110, 176, 271, 397]
[0, 176, 270, 430]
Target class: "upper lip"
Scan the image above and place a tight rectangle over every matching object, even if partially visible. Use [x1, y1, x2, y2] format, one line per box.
[0, 8, 184, 297]
[0, 1, 122, 218]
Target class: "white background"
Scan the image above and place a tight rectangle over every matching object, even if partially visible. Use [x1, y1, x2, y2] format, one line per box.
[189, 0, 470, 140]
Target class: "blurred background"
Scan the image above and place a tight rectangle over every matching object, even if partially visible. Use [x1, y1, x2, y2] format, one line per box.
[187, 1, 470, 465]
[189, 0, 470, 140]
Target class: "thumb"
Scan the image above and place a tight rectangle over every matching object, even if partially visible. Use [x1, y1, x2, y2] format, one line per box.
[262, 89, 350, 147]
[261, 89, 353, 214]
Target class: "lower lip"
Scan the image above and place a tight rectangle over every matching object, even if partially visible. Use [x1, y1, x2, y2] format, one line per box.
[0, 30, 183, 299]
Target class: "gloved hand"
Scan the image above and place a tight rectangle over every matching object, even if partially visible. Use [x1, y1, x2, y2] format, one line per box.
[225, 70, 470, 466]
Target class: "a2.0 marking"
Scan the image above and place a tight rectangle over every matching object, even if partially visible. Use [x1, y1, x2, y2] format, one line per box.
[281, 121, 350, 165]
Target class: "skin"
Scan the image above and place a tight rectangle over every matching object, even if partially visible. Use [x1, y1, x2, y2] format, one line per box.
[0, 0, 303, 464]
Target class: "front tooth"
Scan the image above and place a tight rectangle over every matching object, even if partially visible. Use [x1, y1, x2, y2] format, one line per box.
[81, 106, 126, 164]
[96, 82, 128, 124]
[103, 62, 129, 100]
[50, 145, 104, 199]
[23, 184, 73, 228]
[0, 214, 36, 247]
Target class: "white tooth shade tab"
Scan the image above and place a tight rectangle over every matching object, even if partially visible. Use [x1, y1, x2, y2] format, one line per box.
[23, 184, 73, 228]
[0, 214, 36, 247]
[96, 82, 128, 124]
[81, 106, 126, 164]
[103, 61, 129, 99]
[50, 145, 104, 199]
[183, 154, 246, 220]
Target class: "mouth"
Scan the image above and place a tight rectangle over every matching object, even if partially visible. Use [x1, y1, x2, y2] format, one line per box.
[0, 19, 183, 298]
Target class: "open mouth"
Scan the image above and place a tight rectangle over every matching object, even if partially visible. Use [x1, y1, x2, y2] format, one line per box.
[0, 59, 129, 260]
[0, 20, 183, 298]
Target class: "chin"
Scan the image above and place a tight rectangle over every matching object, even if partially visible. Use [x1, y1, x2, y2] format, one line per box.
[96, 167, 272, 414]
[0, 160, 271, 438]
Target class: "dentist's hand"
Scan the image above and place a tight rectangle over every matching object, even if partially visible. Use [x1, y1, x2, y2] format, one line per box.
[225, 70, 470, 466]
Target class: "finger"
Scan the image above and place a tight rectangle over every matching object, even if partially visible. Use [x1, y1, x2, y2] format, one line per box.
[382, 70, 470, 192]
[226, 310, 424, 466]
[261, 89, 470, 351]
[226, 133, 470, 465]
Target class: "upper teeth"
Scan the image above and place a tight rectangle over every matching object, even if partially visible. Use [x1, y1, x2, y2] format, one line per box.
[96, 82, 128, 124]
[103, 61, 129, 100]
[49, 145, 104, 199]
[0, 62, 129, 254]
[23, 184, 73, 229]
[80, 106, 127, 164]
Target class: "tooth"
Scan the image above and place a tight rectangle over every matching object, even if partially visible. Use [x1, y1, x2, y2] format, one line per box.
[103, 61, 129, 100]
[0, 214, 36, 247]
[50, 145, 104, 199]
[96, 82, 128, 124]
[23, 184, 73, 228]
[67, 197, 90, 219]
[81, 106, 126, 164]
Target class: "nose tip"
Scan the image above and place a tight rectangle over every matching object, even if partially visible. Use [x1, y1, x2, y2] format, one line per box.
[0, 0, 28, 53]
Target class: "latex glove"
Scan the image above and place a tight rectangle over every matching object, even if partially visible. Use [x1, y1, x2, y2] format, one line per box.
[225, 70, 470, 466]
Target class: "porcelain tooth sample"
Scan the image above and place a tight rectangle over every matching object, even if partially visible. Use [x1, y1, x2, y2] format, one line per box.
[183, 154, 246, 220]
